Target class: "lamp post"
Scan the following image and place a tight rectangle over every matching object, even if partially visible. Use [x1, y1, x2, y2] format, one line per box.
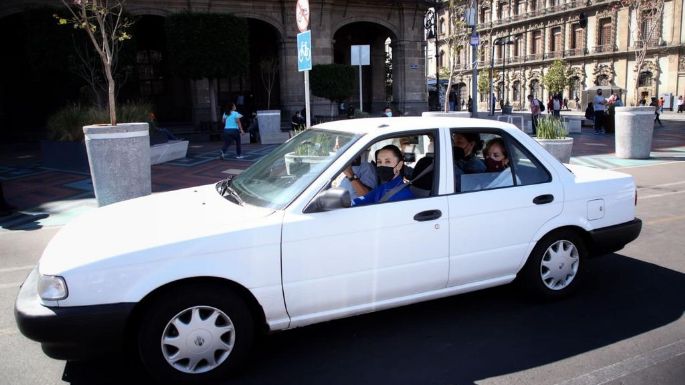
[489, 36, 514, 115]
[424, 7, 439, 110]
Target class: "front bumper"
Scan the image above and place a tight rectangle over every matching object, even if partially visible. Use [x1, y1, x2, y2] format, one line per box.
[14, 267, 135, 360]
[588, 218, 642, 257]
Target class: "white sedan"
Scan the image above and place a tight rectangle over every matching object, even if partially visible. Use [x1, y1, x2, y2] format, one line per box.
[15, 117, 641, 384]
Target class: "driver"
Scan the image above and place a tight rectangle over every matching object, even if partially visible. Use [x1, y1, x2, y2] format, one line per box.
[352, 145, 414, 206]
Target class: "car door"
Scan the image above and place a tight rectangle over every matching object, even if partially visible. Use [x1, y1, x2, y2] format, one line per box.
[446, 129, 563, 287]
[281, 132, 450, 326]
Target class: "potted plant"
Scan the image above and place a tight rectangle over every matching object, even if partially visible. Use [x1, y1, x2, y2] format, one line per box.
[534, 116, 574, 163]
[57, 0, 150, 207]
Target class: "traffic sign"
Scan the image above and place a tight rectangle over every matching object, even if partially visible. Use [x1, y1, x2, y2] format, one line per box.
[297, 31, 312, 72]
[295, 0, 310, 33]
[470, 33, 480, 46]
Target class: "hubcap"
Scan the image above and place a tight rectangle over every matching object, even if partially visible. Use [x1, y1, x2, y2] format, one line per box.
[161, 306, 235, 374]
[540, 239, 579, 290]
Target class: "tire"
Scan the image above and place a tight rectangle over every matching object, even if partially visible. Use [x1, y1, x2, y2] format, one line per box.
[137, 285, 254, 384]
[520, 230, 586, 299]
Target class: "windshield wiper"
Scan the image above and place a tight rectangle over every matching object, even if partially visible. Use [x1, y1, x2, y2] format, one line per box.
[218, 178, 244, 206]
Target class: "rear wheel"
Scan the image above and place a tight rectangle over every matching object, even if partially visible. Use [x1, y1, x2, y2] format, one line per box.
[137, 286, 254, 384]
[521, 230, 586, 299]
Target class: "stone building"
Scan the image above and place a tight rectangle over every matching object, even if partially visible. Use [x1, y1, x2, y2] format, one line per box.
[427, 0, 685, 111]
[0, 0, 429, 136]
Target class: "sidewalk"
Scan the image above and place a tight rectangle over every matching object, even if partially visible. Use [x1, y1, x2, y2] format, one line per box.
[1, 118, 684, 231]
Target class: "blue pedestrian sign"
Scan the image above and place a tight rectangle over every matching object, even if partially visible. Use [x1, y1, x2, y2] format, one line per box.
[297, 30, 312, 72]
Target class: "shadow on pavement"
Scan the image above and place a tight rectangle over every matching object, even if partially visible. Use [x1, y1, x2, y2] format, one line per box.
[62, 254, 685, 385]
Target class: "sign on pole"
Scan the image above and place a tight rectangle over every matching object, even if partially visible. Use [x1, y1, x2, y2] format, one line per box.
[351, 45, 370, 112]
[295, 0, 310, 33]
[297, 31, 312, 72]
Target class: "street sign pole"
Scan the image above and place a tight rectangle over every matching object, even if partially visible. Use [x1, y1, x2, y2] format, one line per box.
[296, 0, 312, 127]
[304, 71, 311, 128]
[358, 63, 363, 112]
[351, 45, 370, 113]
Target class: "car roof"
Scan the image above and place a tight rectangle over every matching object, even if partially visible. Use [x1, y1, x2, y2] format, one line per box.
[313, 117, 520, 136]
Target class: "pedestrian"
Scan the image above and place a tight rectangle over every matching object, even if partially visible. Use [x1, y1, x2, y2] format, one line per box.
[593, 89, 607, 134]
[651, 97, 664, 127]
[658, 96, 665, 113]
[547, 95, 554, 114]
[383, 106, 393, 117]
[220, 103, 245, 160]
[448, 87, 457, 111]
[552, 94, 562, 118]
[527, 94, 541, 136]
[677, 95, 684, 113]
[614, 94, 623, 107]
[563, 97, 568, 110]
[575, 96, 580, 110]
[467, 96, 473, 113]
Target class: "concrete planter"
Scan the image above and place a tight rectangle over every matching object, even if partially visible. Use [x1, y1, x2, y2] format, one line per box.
[257, 110, 288, 144]
[535, 137, 574, 163]
[83, 123, 151, 207]
[614, 106, 654, 159]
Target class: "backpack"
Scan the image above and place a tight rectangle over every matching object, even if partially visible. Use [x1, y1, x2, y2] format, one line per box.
[536, 99, 545, 112]
[585, 105, 594, 120]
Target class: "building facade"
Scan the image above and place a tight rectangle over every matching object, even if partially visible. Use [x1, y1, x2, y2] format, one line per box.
[427, 0, 685, 111]
[0, 0, 430, 136]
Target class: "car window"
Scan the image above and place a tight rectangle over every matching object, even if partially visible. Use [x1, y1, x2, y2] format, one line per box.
[229, 129, 359, 209]
[508, 139, 551, 186]
[331, 131, 438, 205]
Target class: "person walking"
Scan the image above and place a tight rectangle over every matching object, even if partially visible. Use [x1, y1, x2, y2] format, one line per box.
[593, 89, 607, 134]
[651, 97, 664, 127]
[658, 97, 665, 113]
[552, 94, 562, 118]
[677, 95, 684, 113]
[220, 103, 245, 160]
[527, 94, 541, 136]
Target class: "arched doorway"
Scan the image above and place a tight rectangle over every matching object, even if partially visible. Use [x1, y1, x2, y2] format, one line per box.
[333, 22, 396, 114]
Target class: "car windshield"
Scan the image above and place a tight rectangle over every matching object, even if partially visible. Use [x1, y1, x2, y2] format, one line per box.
[225, 129, 360, 209]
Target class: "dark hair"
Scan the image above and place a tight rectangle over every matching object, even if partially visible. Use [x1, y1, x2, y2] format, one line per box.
[455, 132, 483, 155]
[375, 144, 403, 163]
[484, 138, 508, 159]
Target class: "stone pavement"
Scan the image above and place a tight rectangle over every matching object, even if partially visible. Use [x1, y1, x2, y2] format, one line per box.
[1, 116, 683, 231]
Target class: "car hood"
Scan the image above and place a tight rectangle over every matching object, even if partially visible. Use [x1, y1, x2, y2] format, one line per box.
[39, 184, 277, 275]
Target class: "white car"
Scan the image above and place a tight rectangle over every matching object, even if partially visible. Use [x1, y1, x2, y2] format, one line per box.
[16, 117, 641, 384]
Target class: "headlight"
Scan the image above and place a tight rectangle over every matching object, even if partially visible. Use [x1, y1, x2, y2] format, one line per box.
[38, 275, 68, 301]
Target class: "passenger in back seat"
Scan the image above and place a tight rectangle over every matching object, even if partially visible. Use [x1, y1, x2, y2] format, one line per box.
[483, 138, 510, 172]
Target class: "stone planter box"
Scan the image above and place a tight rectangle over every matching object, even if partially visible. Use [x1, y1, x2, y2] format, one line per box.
[535, 137, 574, 163]
[40, 140, 89, 172]
[150, 140, 189, 165]
[257, 110, 288, 145]
[83, 123, 151, 207]
[615, 106, 654, 159]
[563, 117, 582, 134]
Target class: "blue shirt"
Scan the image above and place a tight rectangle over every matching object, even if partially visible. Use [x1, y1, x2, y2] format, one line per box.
[339, 162, 378, 200]
[223, 111, 242, 130]
[352, 175, 415, 206]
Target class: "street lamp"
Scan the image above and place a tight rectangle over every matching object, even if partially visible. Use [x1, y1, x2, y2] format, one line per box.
[424, 7, 439, 110]
[489, 37, 514, 115]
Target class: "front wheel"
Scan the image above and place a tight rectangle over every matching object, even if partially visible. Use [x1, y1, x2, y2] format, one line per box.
[137, 286, 254, 384]
[521, 230, 586, 299]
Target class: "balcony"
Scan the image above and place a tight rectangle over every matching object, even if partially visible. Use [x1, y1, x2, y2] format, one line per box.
[633, 39, 662, 49]
[525, 54, 543, 61]
[564, 47, 587, 57]
[593, 44, 616, 53]
[544, 51, 564, 59]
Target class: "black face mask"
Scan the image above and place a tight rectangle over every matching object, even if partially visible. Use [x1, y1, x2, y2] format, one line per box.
[376, 166, 396, 184]
[453, 146, 466, 161]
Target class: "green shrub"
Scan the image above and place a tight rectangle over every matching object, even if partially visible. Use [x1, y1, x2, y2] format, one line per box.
[310, 64, 355, 107]
[47, 101, 153, 142]
[536, 116, 567, 139]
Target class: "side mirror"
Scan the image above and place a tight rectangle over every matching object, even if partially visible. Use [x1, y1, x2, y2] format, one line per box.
[304, 187, 351, 213]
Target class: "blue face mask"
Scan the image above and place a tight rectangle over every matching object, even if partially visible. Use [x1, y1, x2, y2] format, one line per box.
[385, 111, 392, 117]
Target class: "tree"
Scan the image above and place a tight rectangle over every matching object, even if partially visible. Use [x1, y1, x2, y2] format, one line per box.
[57, 0, 134, 126]
[542, 59, 567, 95]
[165, 13, 249, 122]
[615, 0, 665, 105]
[259, 57, 279, 110]
[310, 64, 356, 116]
[440, 0, 471, 112]
[478, 69, 494, 100]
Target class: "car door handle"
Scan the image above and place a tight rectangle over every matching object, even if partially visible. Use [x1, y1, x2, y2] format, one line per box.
[414, 210, 442, 222]
[533, 194, 554, 205]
